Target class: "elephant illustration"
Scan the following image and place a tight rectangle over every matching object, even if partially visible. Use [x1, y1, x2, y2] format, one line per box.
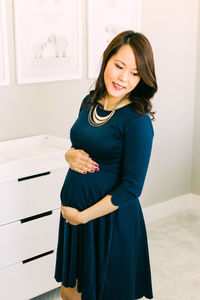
[104, 24, 124, 43]
[47, 33, 68, 58]
[32, 42, 47, 58]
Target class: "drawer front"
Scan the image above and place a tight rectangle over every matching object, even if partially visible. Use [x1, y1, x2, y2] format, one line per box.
[0, 167, 67, 225]
[0, 250, 60, 300]
[0, 209, 60, 270]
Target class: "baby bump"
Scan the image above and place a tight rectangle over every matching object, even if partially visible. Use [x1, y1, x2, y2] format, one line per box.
[60, 168, 120, 210]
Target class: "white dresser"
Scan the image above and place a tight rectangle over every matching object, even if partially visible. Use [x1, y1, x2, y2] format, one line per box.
[0, 135, 70, 300]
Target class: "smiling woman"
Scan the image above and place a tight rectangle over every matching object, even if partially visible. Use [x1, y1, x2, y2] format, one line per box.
[89, 30, 157, 119]
[102, 44, 141, 110]
[54, 30, 158, 300]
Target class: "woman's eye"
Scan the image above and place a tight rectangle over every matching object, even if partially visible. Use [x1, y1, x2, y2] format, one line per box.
[115, 64, 122, 69]
[115, 63, 139, 76]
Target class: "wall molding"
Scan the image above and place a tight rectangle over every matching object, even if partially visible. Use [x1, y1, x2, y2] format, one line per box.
[143, 193, 200, 224]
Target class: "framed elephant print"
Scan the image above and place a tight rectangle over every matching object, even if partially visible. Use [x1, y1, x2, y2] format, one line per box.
[87, 0, 141, 78]
[0, 0, 9, 86]
[13, 0, 83, 84]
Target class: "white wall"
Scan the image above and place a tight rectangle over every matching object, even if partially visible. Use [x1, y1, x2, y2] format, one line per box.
[191, 1, 200, 195]
[140, 0, 198, 206]
[0, 0, 199, 207]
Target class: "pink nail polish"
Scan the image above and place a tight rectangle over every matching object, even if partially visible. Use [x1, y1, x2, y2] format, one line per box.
[83, 171, 87, 174]
[95, 168, 99, 171]
[90, 170, 94, 172]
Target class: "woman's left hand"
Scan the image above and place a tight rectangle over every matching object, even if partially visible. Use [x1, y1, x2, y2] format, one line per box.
[61, 205, 85, 225]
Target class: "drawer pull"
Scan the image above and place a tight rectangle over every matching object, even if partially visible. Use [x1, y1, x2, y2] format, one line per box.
[18, 171, 51, 182]
[21, 210, 52, 223]
[22, 250, 54, 264]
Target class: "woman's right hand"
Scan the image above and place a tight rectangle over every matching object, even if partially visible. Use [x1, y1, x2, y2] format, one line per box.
[65, 147, 99, 174]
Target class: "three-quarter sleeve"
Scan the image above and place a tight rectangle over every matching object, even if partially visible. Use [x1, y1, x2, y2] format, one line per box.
[108, 114, 154, 208]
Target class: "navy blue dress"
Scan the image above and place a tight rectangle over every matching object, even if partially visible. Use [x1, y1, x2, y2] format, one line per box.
[54, 94, 154, 300]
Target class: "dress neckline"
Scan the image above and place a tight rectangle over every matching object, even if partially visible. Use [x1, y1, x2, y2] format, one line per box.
[97, 102, 132, 112]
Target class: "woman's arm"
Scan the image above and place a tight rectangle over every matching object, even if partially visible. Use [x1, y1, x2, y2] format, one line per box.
[79, 195, 118, 224]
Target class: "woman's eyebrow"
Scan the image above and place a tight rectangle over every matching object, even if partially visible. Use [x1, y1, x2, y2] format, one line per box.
[115, 59, 138, 70]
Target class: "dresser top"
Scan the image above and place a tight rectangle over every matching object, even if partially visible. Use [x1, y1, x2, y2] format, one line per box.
[0, 135, 70, 180]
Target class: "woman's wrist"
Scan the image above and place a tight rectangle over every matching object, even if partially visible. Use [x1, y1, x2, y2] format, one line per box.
[65, 147, 75, 163]
[78, 210, 89, 224]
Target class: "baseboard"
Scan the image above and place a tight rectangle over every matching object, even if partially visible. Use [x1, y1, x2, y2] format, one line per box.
[143, 193, 200, 224]
[188, 193, 200, 210]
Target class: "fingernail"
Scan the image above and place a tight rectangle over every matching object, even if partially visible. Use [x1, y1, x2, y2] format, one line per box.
[83, 171, 87, 174]
[90, 170, 94, 172]
[95, 164, 99, 167]
[95, 168, 99, 171]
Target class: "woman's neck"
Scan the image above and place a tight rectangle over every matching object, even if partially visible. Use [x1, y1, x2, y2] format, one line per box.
[98, 96, 131, 110]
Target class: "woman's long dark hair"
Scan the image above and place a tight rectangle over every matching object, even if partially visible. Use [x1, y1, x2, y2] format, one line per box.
[88, 30, 158, 121]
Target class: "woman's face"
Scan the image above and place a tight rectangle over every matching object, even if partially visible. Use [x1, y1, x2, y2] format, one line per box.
[103, 44, 141, 101]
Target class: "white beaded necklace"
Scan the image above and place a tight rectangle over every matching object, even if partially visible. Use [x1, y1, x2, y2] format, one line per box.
[88, 97, 127, 127]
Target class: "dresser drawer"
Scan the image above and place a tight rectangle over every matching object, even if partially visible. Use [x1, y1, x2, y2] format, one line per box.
[0, 208, 60, 270]
[0, 168, 67, 225]
[0, 250, 60, 300]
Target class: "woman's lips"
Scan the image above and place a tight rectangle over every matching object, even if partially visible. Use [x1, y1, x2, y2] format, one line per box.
[112, 82, 125, 90]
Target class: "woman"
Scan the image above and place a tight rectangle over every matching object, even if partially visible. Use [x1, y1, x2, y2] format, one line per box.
[54, 30, 157, 300]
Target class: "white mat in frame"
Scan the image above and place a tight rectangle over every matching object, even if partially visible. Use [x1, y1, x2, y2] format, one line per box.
[13, 0, 83, 84]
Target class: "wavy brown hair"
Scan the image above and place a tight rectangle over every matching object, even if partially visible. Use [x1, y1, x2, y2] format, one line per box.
[88, 30, 157, 121]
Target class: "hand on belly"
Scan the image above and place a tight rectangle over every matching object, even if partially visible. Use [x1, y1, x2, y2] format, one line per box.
[61, 204, 85, 225]
[65, 147, 99, 174]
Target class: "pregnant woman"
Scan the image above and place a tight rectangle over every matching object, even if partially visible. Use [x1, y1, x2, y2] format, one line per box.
[54, 30, 158, 300]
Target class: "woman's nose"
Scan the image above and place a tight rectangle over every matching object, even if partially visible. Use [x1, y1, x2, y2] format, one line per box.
[118, 70, 128, 82]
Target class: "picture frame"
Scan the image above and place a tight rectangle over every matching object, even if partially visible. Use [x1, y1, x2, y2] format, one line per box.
[87, 0, 141, 79]
[0, 0, 9, 86]
[13, 0, 83, 84]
